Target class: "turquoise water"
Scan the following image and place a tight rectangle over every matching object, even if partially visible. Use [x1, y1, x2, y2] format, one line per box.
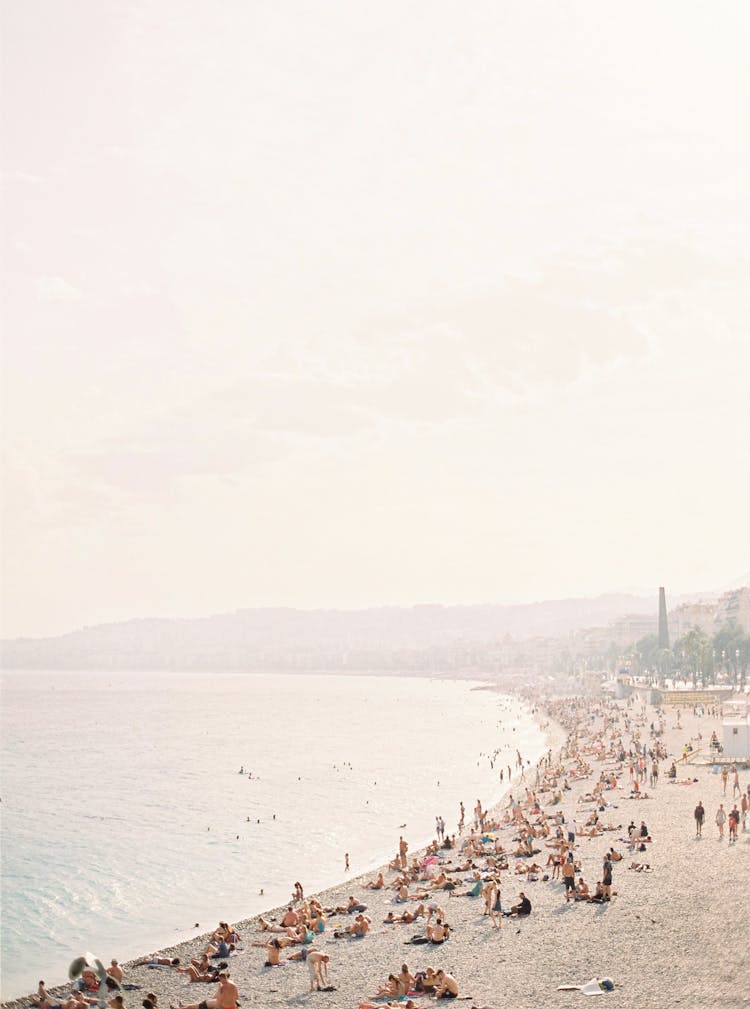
[0, 672, 546, 1000]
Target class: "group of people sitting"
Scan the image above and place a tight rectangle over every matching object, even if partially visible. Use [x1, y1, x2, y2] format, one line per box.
[373, 964, 459, 1000]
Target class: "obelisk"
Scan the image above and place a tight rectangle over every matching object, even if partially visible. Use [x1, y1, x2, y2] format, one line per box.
[658, 586, 670, 650]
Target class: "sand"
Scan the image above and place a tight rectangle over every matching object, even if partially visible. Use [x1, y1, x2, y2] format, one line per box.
[4, 697, 749, 1009]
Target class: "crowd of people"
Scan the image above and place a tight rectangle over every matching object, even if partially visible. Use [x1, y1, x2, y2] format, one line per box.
[28, 695, 749, 1009]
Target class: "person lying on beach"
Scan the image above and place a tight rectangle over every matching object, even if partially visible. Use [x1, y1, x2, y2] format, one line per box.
[171, 972, 238, 1009]
[202, 940, 235, 958]
[176, 961, 218, 982]
[361, 1001, 416, 1009]
[363, 872, 385, 889]
[132, 957, 180, 968]
[257, 918, 298, 936]
[515, 861, 542, 878]
[176, 955, 227, 982]
[387, 903, 426, 924]
[36, 992, 98, 1009]
[286, 943, 317, 962]
[448, 879, 482, 897]
[434, 970, 459, 999]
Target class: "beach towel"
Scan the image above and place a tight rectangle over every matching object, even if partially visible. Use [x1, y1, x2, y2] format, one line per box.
[557, 978, 614, 995]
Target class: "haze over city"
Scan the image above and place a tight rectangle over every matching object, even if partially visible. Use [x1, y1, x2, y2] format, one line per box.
[3, 1, 750, 639]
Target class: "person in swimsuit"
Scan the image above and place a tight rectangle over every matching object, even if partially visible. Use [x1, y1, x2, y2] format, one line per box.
[171, 973, 238, 1009]
[307, 951, 330, 991]
[434, 971, 458, 998]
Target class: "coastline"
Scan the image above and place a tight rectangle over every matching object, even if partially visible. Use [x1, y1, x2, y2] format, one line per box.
[4, 697, 747, 1009]
[0, 684, 551, 1003]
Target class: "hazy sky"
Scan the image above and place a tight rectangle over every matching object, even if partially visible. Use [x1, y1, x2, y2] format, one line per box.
[2, 1, 749, 638]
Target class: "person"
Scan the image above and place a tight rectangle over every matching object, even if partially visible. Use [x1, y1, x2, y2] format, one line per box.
[176, 956, 222, 983]
[334, 913, 370, 938]
[602, 855, 613, 901]
[426, 918, 450, 943]
[434, 970, 459, 999]
[728, 805, 740, 842]
[574, 877, 591, 901]
[345, 853, 350, 871]
[307, 951, 330, 991]
[107, 962, 124, 984]
[732, 765, 741, 797]
[203, 940, 235, 959]
[133, 957, 180, 967]
[507, 892, 531, 916]
[488, 880, 502, 929]
[721, 766, 728, 795]
[562, 857, 576, 901]
[716, 803, 727, 839]
[694, 801, 705, 837]
[364, 872, 385, 889]
[377, 975, 406, 998]
[170, 972, 238, 1009]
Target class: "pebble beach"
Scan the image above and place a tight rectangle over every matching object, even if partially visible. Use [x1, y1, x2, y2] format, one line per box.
[4, 695, 748, 1009]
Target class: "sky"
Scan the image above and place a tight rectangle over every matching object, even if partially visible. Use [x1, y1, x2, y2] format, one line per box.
[2, 1, 750, 638]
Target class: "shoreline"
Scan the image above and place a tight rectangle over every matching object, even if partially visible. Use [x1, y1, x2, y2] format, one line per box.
[4, 696, 746, 1009]
[0, 686, 552, 1004]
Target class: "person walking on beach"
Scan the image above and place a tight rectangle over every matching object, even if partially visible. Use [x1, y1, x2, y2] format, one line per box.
[694, 801, 705, 837]
[562, 857, 576, 901]
[716, 804, 727, 839]
[728, 805, 740, 842]
[721, 766, 728, 795]
[732, 765, 740, 797]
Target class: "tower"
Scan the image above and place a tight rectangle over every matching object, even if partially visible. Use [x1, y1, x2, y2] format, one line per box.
[658, 586, 670, 650]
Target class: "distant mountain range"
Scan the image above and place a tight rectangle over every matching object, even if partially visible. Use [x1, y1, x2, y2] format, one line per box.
[0, 589, 728, 671]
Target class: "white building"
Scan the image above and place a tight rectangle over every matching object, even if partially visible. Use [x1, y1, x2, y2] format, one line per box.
[722, 698, 750, 759]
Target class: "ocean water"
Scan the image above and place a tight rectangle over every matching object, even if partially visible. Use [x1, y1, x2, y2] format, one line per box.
[0, 671, 546, 1000]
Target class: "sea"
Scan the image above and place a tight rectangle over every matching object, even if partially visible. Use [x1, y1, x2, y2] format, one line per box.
[0, 671, 548, 1000]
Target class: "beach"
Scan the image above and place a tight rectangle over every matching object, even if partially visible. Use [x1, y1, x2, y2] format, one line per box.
[3, 695, 748, 1009]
